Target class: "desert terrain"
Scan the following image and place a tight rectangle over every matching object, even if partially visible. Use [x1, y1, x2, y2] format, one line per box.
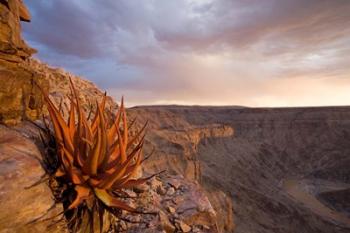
[1, 1, 350, 232]
[131, 105, 350, 233]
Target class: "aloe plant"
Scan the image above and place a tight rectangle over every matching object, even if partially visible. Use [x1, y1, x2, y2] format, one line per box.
[39, 78, 156, 232]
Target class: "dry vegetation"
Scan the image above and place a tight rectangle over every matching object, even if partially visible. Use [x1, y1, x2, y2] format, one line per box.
[37, 78, 157, 232]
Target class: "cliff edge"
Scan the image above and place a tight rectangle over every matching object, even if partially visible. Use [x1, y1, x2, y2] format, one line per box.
[0, 1, 223, 232]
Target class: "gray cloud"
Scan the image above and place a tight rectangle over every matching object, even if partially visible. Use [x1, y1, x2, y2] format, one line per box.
[23, 0, 350, 107]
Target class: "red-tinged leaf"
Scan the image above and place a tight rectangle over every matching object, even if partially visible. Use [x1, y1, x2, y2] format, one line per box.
[69, 167, 87, 185]
[76, 118, 93, 167]
[104, 139, 143, 172]
[86, 105, 93, 121]
[55, 167, 66, 177]
[61, 145, 74, 167]
[91, 93, 107, 132]
[69, 77, 84, 142]
[88, 177, 101, 186]
[124, 148, 142, 178]
[121, 100, 128, 147]
[107, 98, 123, 145]
[107, 142, 120, 163]
[58, 148, 70, 172]
[115, 174, 156, 190]
[86, 125, 102, 175]
[82, 118, 93, 142]
[94, 189, 136, 212]
[44, 94, 74, 154]
[68, 185, 90, 210]
[106, 124, 119, 149]
[103, 155, 121, 173]
[97, 105, 108, 168]
[68, 100, 76, 140]
[45, 100, 64, 144]
[35, 84, 64, 144]
[97, 142, 142, 189]
[116, 148, 142, 185]
[79, 116, 94, 163]
[91, 112, 100, 133]
[77, 137, 93, 167]
[127, 121, 147, 148]
[106, 121, 144, 166]
[116, 125, 127, 163]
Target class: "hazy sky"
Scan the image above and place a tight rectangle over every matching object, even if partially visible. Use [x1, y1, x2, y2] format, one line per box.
[23, 0, 350, 107]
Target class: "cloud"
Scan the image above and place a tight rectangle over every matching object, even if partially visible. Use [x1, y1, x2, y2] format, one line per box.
[22, 0, 350, 107]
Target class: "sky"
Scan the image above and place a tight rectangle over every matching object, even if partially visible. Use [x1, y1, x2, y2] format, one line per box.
[22, 0, 350, 107]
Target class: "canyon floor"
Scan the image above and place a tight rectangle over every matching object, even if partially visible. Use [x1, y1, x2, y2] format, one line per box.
[130, 105, 350, 233]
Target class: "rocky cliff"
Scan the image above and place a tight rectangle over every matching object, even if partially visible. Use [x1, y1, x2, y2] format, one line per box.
[130, 106, 350, 233]
[0, 0, 43, 125]
[0, 1, 222, 232]
[0, 0, 35, 62]
[0, 54, 116, 125]
[0, 0, 115, 125]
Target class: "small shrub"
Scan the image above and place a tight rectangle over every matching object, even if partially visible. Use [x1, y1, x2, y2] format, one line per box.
[38, 78, 156, 232]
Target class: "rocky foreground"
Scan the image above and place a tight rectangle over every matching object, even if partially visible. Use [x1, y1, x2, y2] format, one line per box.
[0, 123, 219, 233]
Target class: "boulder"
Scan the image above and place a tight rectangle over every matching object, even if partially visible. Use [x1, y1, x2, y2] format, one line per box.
[0, 124, 67, 233]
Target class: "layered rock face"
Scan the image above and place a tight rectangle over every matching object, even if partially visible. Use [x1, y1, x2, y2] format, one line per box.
[0, 0, 44, 125]
[129, 107, 237, 232]
[0, 54, 115, 125]
[0, 0, 35, 62]
[130, 106, 350, 233]
[2, 59, 117, 124]
[21, 58, 117, 118]
[0, 0, 115, 125]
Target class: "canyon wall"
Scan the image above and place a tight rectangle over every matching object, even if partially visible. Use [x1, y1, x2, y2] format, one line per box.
[130, 106, 350, 233]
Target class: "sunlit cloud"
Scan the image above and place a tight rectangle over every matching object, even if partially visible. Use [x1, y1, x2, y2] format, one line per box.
[23, 0, 350, 107]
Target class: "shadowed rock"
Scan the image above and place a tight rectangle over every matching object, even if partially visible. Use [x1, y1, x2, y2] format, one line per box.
[130, 105, 350, 233]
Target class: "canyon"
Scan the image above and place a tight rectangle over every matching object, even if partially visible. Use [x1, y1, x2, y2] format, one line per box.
[1, 1, 350, 232]
[131, 105, 350, 233]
